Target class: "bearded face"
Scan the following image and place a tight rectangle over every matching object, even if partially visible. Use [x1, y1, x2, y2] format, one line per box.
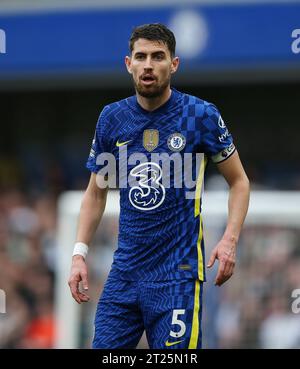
[126, 38, 178, 99]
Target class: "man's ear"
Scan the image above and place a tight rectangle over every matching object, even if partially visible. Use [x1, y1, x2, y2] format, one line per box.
[171, 56, 179, 74]
[125, 56, 132, 74]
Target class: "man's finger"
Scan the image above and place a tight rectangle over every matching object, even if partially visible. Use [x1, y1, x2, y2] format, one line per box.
[223, 256, 235, 279]
[223, 258, 232, 277]
[207, 249, 217, 268]
[227, 263, 235, 279]
[216, 260, 234, 286]
[78, 292, 90, 302]
[217, 275, 231, 286]
[81, 272, 89, 291]
[71, 288, 81, 304]
[69, 280, 81, 304]
[71, 291, 81, 304]
[215, 260, 226, 285]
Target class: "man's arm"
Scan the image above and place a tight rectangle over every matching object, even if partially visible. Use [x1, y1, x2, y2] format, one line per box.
[68, 173, 108, 303]
[207, 151, 250, 286]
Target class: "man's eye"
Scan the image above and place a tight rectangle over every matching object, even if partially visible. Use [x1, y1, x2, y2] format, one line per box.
[135, 55, 145, 60]
[154, 54, 164, 60]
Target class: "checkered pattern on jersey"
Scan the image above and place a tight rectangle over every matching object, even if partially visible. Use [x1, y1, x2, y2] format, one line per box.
[86, 89, 232, 282]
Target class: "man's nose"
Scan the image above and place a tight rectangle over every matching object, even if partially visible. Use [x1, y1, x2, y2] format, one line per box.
[144, 56, 153, 70]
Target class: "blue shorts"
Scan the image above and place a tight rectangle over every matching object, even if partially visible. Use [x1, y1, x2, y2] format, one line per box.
[92, 275, 203, 349]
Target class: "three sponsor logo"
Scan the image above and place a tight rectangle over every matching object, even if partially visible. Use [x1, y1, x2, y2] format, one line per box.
[129, 162, 166, 211]
[94, 132, 205, 210]
[92, 126, 229, 210]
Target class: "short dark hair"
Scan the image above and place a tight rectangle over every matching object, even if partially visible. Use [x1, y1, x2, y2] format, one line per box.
[129, 23, 176, 57]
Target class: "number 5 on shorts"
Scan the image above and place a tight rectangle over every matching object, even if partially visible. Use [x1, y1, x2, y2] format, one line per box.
[170, 309, 186, 338]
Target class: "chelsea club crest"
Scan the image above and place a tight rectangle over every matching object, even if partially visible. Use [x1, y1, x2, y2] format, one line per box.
[167, 133, 186, 152]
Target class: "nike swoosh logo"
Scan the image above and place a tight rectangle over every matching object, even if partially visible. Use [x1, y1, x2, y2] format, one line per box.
[165, 339, 184, 347]
[116, 139, 132, 147]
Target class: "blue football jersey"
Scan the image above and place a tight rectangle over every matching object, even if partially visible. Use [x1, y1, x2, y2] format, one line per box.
[86, 88, 235, 282]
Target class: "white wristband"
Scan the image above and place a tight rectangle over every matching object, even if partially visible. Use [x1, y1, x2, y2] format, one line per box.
[73, 242, 89, 259]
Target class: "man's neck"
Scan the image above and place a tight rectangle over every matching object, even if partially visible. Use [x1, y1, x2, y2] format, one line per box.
[136, 87, 172, 112]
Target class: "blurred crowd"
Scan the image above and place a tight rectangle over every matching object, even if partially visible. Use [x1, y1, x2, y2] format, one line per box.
[0, 189, 56, 348]
[1, 186, 300, 349]
[204, 225, 300, 349]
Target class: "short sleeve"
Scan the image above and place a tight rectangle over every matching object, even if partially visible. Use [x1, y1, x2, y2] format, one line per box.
[86, 107, 110, 173]
[200, 103, 236, 163]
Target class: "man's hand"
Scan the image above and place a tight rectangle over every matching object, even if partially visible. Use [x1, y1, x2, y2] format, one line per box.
[68, 255, 90, 304]
[207, 238, 237, 286]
